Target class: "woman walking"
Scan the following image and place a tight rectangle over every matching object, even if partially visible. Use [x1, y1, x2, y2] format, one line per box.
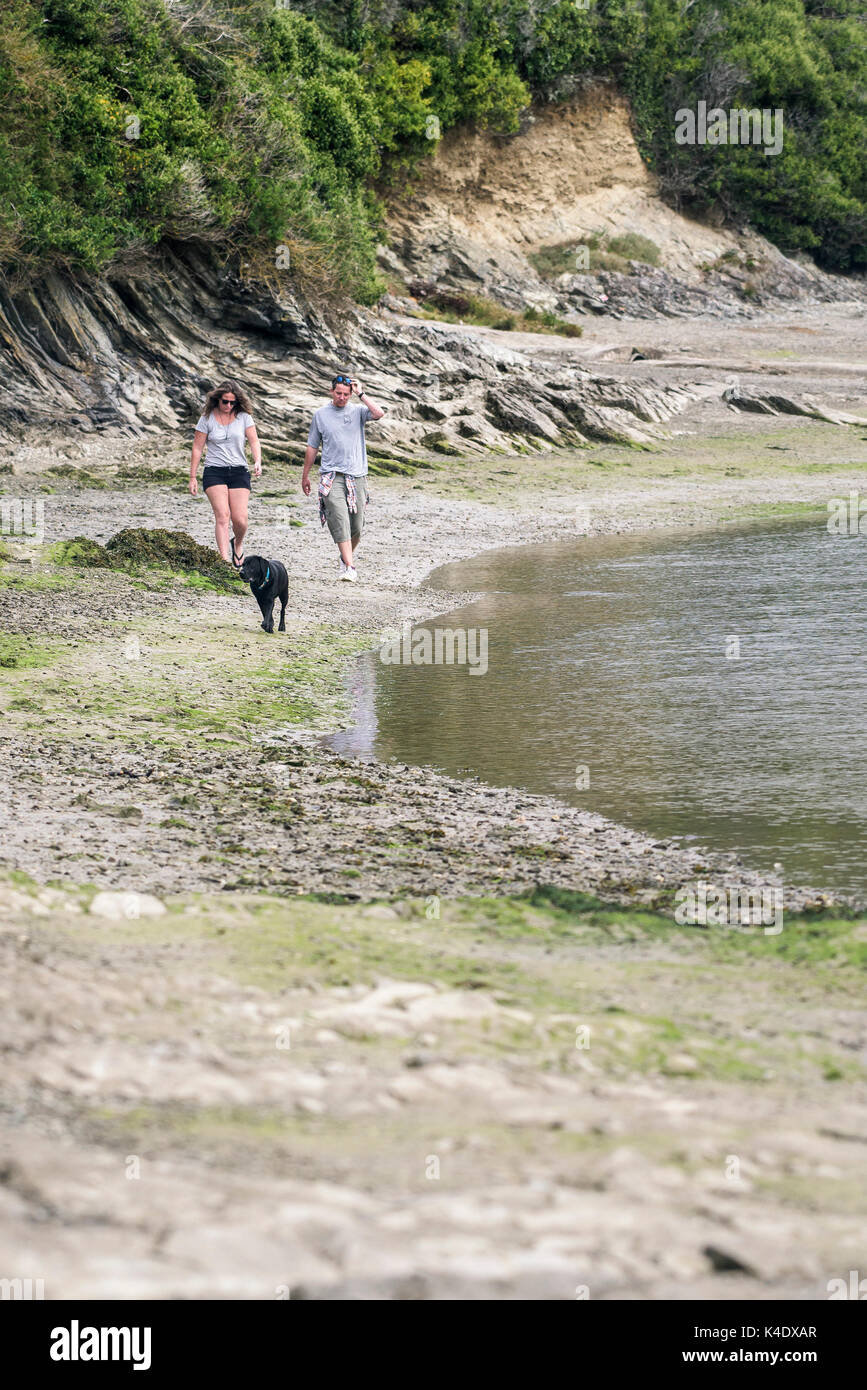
[190, 381, 262, 566]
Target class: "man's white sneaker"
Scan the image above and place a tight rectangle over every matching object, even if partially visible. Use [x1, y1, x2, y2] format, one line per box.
[338, 557, 347, 576]
[341, 566, 358, 583]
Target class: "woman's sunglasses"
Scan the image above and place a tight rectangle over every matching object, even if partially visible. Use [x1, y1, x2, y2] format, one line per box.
[220, 396, 236, 404]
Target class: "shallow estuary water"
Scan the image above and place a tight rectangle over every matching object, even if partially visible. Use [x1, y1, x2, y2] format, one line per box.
[333, 514, 867, 901]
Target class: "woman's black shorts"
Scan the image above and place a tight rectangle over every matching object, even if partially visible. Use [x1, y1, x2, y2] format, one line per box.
[202, 465, 251, 491]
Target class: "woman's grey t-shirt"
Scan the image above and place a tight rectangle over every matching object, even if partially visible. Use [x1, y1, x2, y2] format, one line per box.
[194, 411, 254, 469]
[307, 402, 373, 477]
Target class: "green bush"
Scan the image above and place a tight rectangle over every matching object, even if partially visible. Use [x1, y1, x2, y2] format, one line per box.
[620, 0, 867, 271]
[0, 0, 864, 292]
[606, 233, 660, 266]
[530, 232, 660, 278]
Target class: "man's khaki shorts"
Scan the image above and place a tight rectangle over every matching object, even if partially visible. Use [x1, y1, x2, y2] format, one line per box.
[323, 474, 367, 544]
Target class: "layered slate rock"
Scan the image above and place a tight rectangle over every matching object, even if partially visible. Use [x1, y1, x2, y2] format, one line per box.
[0, 244, 705, 453]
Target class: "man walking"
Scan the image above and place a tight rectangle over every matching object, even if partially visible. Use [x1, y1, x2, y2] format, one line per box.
[302, 373, 386, 582]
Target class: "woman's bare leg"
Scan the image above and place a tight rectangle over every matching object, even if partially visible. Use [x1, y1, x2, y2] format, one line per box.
[205, 484, 231, 561]
[228, 488, 249, 561]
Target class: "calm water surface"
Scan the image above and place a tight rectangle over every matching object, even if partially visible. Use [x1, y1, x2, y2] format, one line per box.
[332, 516, 867, 899]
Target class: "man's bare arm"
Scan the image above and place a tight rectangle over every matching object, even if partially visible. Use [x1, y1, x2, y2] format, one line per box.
[301, 444, 318, 495]
[352, 378, 385, 421]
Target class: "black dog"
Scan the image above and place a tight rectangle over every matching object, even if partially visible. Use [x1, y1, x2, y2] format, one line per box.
[239, 555, 288, 633]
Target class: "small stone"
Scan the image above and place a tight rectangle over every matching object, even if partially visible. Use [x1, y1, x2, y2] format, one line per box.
[403, 1052, 434, 1069]
[296, 1097, 326, 1115]
[314, 1029, 340, 1044]
[89, 891, 166, 920]
[703, 1244, 757, 1276]
[664, 1052, 699, 1075]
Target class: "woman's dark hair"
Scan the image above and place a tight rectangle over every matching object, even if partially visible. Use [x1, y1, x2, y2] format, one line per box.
[203, 380, 253, 417]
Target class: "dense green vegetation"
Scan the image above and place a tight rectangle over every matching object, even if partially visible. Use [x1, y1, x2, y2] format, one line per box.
[1, 0, 864, 300]
[626, 0, 867, 272]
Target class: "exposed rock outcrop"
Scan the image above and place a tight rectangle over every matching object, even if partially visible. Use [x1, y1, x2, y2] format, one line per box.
[8, 86, 856, 445]
[722, 387, 867, 426]
[381, 88, 866, 321]
[3, 86, 862, 455]
[0, 243, 706, 455]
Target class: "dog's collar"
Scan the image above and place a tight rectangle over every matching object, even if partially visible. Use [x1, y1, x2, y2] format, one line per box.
[253, 565, 270, 590]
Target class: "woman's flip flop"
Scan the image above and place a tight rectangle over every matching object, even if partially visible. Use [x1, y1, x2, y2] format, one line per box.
[230, 537, 244, 569]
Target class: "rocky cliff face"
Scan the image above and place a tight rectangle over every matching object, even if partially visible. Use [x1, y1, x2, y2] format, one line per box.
[2, 84, 862, 456]
[381, 86, 866, 321]
[0, 240, 707, 457]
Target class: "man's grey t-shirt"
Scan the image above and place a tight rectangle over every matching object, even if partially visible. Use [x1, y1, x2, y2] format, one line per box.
[194, 411, 253, 470]
[307, 402, 373, 477]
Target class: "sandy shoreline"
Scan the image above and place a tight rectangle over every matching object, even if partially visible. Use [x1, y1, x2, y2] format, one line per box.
[2, 318, 867, 1299]
[1, 407, 865, 909]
